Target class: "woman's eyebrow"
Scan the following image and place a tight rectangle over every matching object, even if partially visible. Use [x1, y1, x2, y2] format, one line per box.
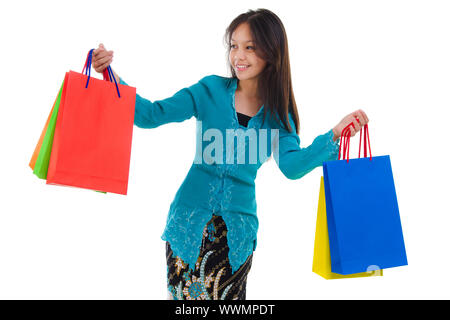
[231, 38, 254, 43]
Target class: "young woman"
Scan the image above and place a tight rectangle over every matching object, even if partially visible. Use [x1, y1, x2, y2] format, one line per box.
[92, 8, 369, 300]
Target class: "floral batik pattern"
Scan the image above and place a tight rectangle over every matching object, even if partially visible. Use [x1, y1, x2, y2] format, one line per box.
[166, 214, 253, 300]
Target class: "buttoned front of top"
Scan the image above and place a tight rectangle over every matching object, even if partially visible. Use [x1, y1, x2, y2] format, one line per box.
[119, 75, 340, 274]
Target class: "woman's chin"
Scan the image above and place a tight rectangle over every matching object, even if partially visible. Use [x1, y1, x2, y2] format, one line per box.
[235, 74, 254, 81]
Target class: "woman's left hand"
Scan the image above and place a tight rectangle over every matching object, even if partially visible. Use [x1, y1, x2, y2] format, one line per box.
[332, 109, 369, 141]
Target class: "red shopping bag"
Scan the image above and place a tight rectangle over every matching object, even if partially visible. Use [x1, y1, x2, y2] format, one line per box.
[46, 50, 136, 195]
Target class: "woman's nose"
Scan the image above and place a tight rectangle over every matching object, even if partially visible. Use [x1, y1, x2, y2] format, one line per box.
[233, 48, 247, 61]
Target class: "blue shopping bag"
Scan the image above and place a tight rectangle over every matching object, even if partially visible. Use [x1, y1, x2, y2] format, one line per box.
[323, 124, 407, 275]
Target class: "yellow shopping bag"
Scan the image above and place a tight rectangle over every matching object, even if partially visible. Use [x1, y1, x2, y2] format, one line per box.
[312, 176, 383, 279]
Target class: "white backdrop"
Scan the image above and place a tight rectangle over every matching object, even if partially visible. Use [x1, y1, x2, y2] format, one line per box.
[1, 0, 449, 299]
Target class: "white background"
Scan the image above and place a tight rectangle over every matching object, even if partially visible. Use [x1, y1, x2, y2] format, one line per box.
[1, 0, 449, 299]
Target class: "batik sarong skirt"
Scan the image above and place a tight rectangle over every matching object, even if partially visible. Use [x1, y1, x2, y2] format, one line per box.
[166, 214, 253, 300]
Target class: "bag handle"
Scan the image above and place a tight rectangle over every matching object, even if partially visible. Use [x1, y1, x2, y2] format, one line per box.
[81, 49, 121, 98]
[338, 119, 372, 162]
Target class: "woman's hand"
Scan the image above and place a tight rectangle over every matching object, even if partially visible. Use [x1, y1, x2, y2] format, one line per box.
[332, 109, 369, 141]
[92, 43, 113, 73]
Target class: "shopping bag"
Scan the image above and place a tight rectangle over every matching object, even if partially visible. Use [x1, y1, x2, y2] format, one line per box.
[46, 49, 136, 195]
[32, 80, 64, 179]
[313, 176, 383, 279]
[30, 63, 109, 172]
[29, 104, 54, 171]
[29, 81, 63, 170]
[323, 123, 408, 275]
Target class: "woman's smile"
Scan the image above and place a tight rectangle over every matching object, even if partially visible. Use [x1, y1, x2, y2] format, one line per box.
[236, 64, 250, 71]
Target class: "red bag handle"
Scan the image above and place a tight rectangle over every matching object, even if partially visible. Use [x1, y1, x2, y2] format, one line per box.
[338, 119, 372, 162]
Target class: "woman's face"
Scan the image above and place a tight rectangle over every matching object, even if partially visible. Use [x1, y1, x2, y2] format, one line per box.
[229, 22, 267, 81]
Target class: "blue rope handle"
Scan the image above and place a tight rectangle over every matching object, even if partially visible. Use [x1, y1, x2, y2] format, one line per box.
[83, 49, 121, 98]
[107, 65, 121, 98]
[84, 49, 94, 88]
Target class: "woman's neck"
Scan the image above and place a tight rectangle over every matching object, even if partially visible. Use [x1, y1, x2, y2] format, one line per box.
[237, 78, 259, 100]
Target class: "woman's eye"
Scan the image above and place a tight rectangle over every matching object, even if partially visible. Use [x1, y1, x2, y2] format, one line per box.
[230, 44, 255, 50]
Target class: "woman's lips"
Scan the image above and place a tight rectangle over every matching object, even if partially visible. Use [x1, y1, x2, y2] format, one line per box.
[236, 64, 250, 71]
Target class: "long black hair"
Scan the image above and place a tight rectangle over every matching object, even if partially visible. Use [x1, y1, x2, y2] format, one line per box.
[224, 8, 300, 134]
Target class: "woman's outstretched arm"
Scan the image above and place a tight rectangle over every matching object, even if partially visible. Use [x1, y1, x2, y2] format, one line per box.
[273, 113, 340, 180]
[274, 109, 369, 180]
[119, 77, 205, 129]
[92, 43, 205, 129]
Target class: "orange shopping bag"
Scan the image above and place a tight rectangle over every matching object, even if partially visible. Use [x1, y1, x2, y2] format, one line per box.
[46, 49, 136, 195]
[29, 96, 57, 170]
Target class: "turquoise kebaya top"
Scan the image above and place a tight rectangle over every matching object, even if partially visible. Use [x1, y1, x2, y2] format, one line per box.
[119, 75, 341, 274]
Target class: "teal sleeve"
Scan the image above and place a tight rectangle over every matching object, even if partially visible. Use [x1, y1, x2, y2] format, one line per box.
[274, 113, 340, 180]
[119, 77, 202, 129]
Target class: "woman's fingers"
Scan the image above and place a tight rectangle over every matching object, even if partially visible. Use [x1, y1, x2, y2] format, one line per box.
[355, 109, 369, 126]
[94, 51, 113, 62]
[361, 109, 369, 124]
[93, 48, 105, 57]
[351, 111, 362, 126]
[93, 51, 113, 72]
[95, 58, 112, 72]
[91, 44, 115, 73]
[97, 58, 113, 71]
[341, 109, 370, 139]
[94, 43, 106, 54]
[343, 121, 355, 137]
[93, 45, 112, 62]
[352, 116, 361, 132]
[93, 48, 102, 56]
[346, 114, 360, 134]
[344, 126, 356, 137]
[357, 110, 367, 126]
[94, 53, 113, 66]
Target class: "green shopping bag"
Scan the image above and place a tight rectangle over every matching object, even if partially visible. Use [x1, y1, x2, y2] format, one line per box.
[33, 81, 64, 179]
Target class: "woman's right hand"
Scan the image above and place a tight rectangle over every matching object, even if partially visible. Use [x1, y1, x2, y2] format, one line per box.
[92, 43, 113, 73]
[332, 109, 369, 141]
